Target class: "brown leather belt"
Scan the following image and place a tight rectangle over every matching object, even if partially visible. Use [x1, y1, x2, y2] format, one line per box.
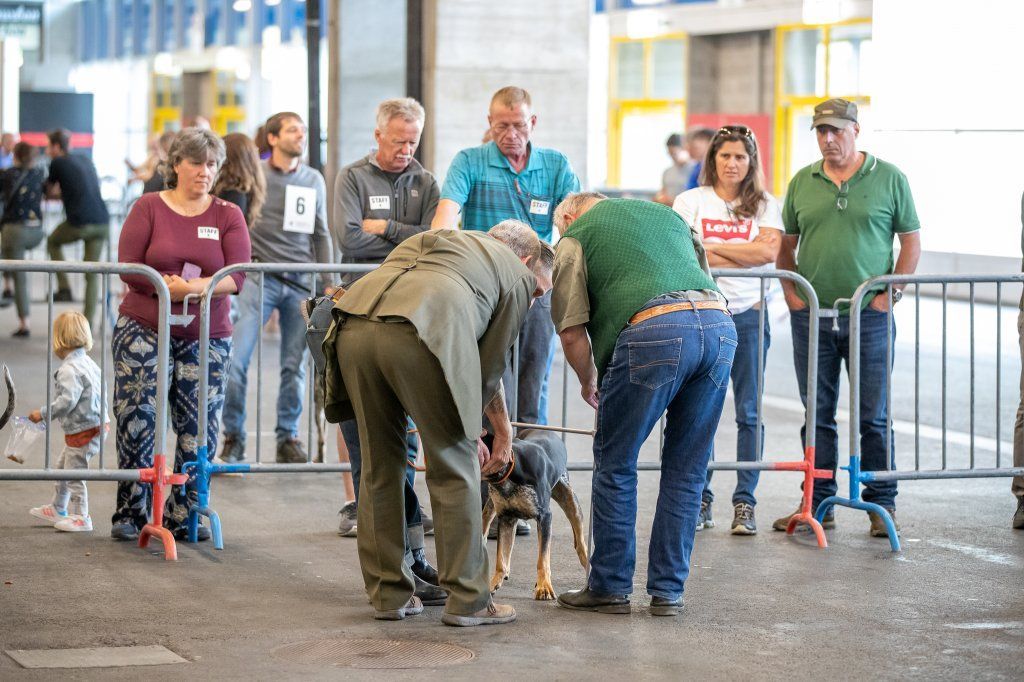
[629, 300, 730, 325]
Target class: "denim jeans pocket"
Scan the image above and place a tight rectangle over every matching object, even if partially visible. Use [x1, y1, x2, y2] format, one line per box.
[708, 336, 738, 389]
[628, 338, 682, 390]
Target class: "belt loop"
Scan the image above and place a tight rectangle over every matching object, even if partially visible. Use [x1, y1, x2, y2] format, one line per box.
[685, 292, 701, 326]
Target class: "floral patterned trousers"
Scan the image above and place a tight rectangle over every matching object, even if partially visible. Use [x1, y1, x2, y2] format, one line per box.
[111, 315, 231, 532]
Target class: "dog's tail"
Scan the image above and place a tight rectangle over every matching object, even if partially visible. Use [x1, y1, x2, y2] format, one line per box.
[0, 365, 14, 431]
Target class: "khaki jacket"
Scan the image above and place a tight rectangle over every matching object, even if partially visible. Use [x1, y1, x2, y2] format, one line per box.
[323, 229, 535, 440]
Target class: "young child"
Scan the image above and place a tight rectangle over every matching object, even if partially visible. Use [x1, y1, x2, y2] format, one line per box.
[28, 311, 107, 532]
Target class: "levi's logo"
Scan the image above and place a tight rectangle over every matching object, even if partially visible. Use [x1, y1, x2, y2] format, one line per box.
[702, 218, 752, 240]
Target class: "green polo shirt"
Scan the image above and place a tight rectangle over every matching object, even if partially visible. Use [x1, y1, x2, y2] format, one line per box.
[783, 153, 920, 312]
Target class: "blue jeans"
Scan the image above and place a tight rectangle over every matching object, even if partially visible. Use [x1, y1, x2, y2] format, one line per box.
[221, 274, 310, 444]
[503, 289, 555, 425]
[790, 307, 897, 509]
[703, 307, 770, 506]
[589, 297, 736, 600]
[339, 417, 423, 527]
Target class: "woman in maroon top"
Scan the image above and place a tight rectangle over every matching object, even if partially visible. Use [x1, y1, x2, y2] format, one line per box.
[111, 128, 251, 542]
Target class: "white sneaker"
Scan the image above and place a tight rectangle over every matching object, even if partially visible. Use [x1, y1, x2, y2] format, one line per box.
[29, 504, 67, 524]
[55, 515, 93, 532]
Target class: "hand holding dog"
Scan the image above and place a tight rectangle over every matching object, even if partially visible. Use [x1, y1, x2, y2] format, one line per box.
[481, 430, 513, 477]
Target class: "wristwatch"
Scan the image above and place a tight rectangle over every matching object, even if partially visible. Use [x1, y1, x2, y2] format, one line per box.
[891, 288, 903, 304]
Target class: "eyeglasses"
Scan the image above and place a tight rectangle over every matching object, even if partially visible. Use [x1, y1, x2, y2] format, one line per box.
[836, 181, 849, 212]
[716, 125, 753, 139]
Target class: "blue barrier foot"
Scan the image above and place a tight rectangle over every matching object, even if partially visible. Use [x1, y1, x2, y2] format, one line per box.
[815, 497, 840, 523]
[861, 502, 901, 553]
[208, 509, 223, 550]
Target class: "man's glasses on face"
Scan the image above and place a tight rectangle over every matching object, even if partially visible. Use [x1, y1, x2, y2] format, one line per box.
[492, 122, 530, 135]
[836, 181, 849, 212]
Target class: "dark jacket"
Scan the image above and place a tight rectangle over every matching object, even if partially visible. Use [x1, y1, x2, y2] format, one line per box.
[332, 153, 439, 265]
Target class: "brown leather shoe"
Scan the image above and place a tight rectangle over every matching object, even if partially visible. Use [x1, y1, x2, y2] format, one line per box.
[441, 600, 516, 627]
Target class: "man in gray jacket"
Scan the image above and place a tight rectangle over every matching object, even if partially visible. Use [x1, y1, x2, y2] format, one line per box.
[334, 98, 439, 284]
[332, 98, 442, 600]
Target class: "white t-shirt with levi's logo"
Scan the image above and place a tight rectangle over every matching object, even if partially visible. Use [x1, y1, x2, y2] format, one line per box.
[673, 186, 783, 314]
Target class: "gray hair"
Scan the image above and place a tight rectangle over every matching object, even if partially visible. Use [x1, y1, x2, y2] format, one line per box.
[488, 219, 540, 263]
[535, 241, 555, 280]
[376, 97, 425, 132]
[160, 128, 226, 189]
[553, 191, 607, 231]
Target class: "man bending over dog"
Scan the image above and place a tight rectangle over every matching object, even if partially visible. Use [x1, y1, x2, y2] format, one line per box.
[323, 220, 551, 626]
[551, 192, 736, 617]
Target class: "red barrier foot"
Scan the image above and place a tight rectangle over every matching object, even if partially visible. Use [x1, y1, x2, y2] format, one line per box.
[786, 513, 828, 548]
[137, 453, 189, 561]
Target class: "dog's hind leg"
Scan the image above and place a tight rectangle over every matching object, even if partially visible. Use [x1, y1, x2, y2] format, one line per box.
[534, 511, 555, 600]
[552, 476, 589, 572]
[489, 517, 517, 593]
[481, 494, 496, 539]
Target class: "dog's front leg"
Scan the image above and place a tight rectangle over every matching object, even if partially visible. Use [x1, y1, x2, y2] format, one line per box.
[489, 517, 517, 593]
[481, 494, 496, 539]
[534, 511, 555, 600]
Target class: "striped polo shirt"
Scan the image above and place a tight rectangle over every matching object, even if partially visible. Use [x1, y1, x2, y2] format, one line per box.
[439, 141, 580, 243]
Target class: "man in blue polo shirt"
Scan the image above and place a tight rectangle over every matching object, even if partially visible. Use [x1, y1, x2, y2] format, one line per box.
[432, 86, 579, 427]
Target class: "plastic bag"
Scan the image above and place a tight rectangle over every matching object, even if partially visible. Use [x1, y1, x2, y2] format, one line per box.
[4, 416, 46, 464]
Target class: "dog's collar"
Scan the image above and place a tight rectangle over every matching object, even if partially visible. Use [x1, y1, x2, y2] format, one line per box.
[484, 452, 516, 486]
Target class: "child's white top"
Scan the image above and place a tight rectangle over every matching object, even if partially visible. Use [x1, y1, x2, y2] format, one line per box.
[39, 348, 106, 434]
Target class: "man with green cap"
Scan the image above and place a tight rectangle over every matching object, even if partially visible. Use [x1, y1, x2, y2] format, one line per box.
[774, 97, 921, 537]
[550, 192, 736, 617]
[323, 221, 551, 626]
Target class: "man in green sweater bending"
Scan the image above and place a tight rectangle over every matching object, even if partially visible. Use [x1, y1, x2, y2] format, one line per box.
[551, 192, 736, 617]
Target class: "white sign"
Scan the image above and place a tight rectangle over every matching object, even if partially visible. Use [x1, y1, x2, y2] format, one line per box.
[197, 226, 219, 240]
[529, 199, 550, 215]
[369, 195, 390, 211]
[283, 185, 317, 234]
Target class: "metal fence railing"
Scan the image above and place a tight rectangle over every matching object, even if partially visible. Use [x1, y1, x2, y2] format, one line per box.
[818, 273, 1024, 551]
[0, 260, 189, 560]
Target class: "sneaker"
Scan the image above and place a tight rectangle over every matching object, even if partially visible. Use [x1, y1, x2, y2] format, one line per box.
[772, 505, 835, 532]
[868, 509, 900, 538]
[55, 515, 93, 532]
[556, 587, 630, 615]
[337, 500, 357, 537]
[650, 596, 684, 617]
[374, 595, 424, 621]
[110, 521, 140, 541]
[29, 504, 67, 524]
[1014, 497, 1024, 530]
[411, 547, 439, 586]
[276, 438, 308, 464]
[731, 503, 757, 535]
[696, 499, 714, 531]
[52, 289, 74, 303]
[218, 436, 246, 464]
[421, 508, 434, 536]
[442, 600, 517, 627]
[487, 519, 532, 540]
[172, 525, 212, 542]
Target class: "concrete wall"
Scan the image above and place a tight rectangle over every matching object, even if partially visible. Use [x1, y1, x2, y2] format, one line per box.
[687, 30, 773, 115]
[336, 0, 406, 167]
[422, 0, 590, 187]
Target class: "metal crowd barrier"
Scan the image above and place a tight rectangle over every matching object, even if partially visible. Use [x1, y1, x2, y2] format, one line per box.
[820, 273, 1024, 552]
[508, 270, 833, 548]
[187, 263, 377, 548]
[186, 264, 831, 560]
[0, 260, 188, 560]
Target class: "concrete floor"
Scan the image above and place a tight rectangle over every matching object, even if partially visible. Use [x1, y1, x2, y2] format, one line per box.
[1, 296, 1023, 679]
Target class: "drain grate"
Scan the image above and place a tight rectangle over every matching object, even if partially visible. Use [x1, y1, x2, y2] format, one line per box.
[271, 638, 475, 669]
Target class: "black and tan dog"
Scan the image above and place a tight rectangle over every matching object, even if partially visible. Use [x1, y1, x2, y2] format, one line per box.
[481, 428, 589, 600]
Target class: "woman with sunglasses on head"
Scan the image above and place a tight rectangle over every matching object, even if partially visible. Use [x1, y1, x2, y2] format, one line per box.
[673, 125, 783, 536]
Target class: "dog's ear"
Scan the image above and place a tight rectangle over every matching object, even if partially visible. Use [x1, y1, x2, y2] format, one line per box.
[0, 365, 14, 431]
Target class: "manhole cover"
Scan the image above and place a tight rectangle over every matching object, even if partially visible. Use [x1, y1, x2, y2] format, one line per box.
[271, 638, 475, 669]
